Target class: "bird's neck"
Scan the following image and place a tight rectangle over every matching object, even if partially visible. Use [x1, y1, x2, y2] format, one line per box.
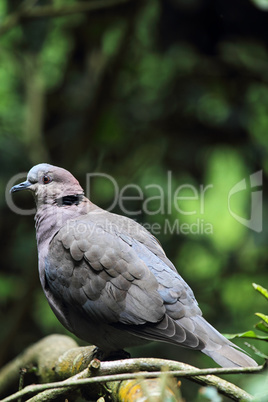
[34, 196, 97, 248]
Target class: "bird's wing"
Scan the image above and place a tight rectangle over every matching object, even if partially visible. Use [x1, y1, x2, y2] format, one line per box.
[45, 213, 204, 349]
[107, 212, 179, 273]
[45, 216, 166, 326]
[113, 232, 205, 349]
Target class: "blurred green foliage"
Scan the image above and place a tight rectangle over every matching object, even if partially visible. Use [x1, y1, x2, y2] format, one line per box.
[227, 283, 268, 346]
[0, 0, 268, 399]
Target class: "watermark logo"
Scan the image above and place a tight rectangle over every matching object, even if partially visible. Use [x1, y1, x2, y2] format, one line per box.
[228, 170, 262, 232]
[6, 169, 263, 235]
[86, 171, 212, 216]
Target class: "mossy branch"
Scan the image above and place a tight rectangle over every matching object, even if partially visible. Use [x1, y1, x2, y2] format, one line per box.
[0, 335, 265, 401]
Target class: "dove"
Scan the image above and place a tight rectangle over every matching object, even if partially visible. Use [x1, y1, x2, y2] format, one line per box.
[10, 163, 257, 367]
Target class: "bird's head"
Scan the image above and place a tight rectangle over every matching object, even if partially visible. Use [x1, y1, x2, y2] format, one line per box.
[10, 163, 84, 207]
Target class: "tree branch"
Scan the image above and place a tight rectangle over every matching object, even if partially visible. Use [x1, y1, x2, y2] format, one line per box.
[0, 335, 264, 401]
[4, 364, 262, 402]
[0, 0, 133, 37]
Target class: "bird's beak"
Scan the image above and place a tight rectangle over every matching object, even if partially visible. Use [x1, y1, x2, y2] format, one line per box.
[10, 180, 32, 193]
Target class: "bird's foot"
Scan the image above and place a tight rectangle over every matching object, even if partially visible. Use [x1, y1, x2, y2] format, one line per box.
[92, 347, 131, 361]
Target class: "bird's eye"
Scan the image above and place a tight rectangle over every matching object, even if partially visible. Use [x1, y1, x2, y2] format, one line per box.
[42, 175, 51, 184]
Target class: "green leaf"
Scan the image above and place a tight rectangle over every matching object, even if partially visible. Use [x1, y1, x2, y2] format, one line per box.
[255, 321, 268, 334]
[225, 330, 268, 341]
[252, 283, 268, 300]
[255, 313, 268, 325]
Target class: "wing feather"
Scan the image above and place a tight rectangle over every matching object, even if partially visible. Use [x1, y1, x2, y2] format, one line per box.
[45, 212, 206, 351]
[46, 217, 166, 327]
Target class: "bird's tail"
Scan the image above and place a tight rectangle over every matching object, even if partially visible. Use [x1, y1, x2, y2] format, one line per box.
[202, 343, 257, 367]
[195, 317, 258, 367]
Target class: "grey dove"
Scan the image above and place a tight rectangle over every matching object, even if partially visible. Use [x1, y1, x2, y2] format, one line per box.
[10, 163, 257, 367]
